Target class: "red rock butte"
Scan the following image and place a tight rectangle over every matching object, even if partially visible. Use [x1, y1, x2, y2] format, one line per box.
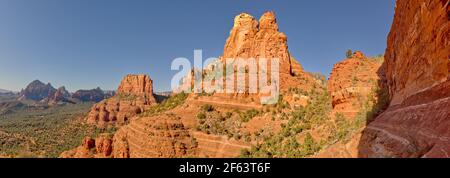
[85, 74, 157, 128]
[179, 12, 317, 106]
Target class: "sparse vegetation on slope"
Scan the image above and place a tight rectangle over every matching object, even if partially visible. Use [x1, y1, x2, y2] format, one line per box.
[141, 92, 188, 116]
[241, 88, 331, 158]
[241, 82, 389, 158]
[0, 103, 111, 158]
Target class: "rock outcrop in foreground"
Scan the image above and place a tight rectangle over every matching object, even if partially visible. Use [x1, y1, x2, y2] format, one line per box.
[328, 51, 385, 119]
[85, 74, 157, 128]
[358, 0, 450, 158]
[61, 114, 197, 158]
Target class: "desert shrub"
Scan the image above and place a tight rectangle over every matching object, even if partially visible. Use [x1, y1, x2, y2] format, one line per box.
[239, 109, 260, 122]
[346, 49, 353, 58]
[201, 104, 215, 112]
[302, 133, 320, 155]
[241, 88, 332, 158]
[196, 110, 241, 137]
[142, 92, 188, 116]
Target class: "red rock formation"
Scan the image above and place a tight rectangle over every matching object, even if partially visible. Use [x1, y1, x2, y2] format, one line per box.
[111, 114, 197, 158]
[328, 51, 384, 118]
[358, 0, 450, 158]
[179, 12, 318, 106]
[117, 74, 155, 104]
[384, 0, 449, 105]
[221, 12, 307, 90]
[60, 134, 113, 158]
[62, 114, 197, 158]
[86, 74, 157, 128]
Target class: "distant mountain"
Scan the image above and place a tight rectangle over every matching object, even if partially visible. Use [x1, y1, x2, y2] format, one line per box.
[16, 80, 113, 105]
[0, 88, 10, 93]
[18, 80, 57, 101]
[71, 87, 108, 102]
[0, 89, 13, 93]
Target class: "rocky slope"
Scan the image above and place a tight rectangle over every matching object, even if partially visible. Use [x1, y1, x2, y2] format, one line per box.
[328, 51, 385, 119]
[357, 0, 449, 158]
[62, 114, 197, 158]
[85, 74, 157, 128]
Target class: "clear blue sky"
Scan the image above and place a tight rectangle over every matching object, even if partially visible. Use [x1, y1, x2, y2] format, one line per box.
[0, 0, 395, 92]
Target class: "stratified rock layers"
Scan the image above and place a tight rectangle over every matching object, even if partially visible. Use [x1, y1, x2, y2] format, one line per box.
[359, 0, 450, 158]
[86, 74, 157, 128]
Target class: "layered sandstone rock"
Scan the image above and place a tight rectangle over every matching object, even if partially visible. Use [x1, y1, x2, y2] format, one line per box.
[358, 0, 450, 158]
[85, 74, 157, 128]
[111, 114, 197, 158]
[60, 134, 113, 158]
[384, 0, 449, 105]
[116, 74, 156, 104]
[328, 51, 384, 118]
[63, 114, 197, 158]
[221, 12, 308, 90]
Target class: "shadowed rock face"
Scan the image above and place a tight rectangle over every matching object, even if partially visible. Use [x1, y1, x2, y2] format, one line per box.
[85, 74, 157, 128]
[358, 0, 450, 158]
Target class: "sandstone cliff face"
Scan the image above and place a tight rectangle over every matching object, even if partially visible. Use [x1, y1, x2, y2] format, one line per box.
[328, 51, 384, 118]
[384, 0, 449, 105]
[85, 74, 157, 128]
[221, 12, 308, 90]
[359, 0, 450, 158]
